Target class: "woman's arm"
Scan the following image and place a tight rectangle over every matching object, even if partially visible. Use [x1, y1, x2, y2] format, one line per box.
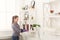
[12, 25, 21, 33]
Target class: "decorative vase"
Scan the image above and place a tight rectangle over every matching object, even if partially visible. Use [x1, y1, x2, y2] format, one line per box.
[50, 10, 54, 13]
[33, 27, 37, 31]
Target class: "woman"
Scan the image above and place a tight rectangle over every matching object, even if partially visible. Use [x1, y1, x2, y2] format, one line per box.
[12, 15, 20, 40]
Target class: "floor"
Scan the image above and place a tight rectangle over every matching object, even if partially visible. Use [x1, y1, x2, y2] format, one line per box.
[1, 28, 60, 40]
[0, 31, 12, 40]
[0, 38, 11, 40]
[40, 28, 60, 40]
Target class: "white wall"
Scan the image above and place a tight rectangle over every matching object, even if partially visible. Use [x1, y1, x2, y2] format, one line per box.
[0, 0, 44, 31]
[0, 0, 22, 31]
[0, 0, 54, 31]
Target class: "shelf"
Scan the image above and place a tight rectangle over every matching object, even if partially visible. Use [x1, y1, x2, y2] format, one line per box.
[49, 15, 60, 18]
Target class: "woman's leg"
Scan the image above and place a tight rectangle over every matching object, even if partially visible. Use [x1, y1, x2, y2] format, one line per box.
[17, 36, 19, 40]
[12, 36, 19, 40]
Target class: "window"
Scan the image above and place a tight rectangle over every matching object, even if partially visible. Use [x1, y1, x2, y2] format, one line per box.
[0, 0, 20, 31]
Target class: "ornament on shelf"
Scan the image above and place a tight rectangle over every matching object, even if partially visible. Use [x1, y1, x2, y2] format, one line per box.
[31, 0, 35, 8]
[55, 12, 60, 15]
[50, 10, 54, 13]
[22, 5, 28, 10]
[58, 12, 60, 15]
[23, 9, 29, 20]
[23, 24, 29, 31]
[31, 16, 34, 20]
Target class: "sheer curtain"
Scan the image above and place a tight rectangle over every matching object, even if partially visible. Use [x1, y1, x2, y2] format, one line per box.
[0, 0, 21, 31]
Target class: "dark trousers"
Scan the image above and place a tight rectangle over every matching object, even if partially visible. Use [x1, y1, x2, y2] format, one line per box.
[12, 36, 19, 40]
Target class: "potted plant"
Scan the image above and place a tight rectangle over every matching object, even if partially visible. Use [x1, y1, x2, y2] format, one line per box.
[32, 24, 40, 31]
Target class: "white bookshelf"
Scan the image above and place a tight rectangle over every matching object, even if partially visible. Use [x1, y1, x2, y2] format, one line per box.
[43, 2, 60, 37]
[20, 0, 37, 31]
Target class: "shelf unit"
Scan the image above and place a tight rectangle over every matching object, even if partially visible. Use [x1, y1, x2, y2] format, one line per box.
[20, 0, 37, 31]
[43, 3, 60, 28]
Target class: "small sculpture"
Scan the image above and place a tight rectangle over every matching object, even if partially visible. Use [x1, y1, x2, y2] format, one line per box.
[31, 0, 35, 8]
